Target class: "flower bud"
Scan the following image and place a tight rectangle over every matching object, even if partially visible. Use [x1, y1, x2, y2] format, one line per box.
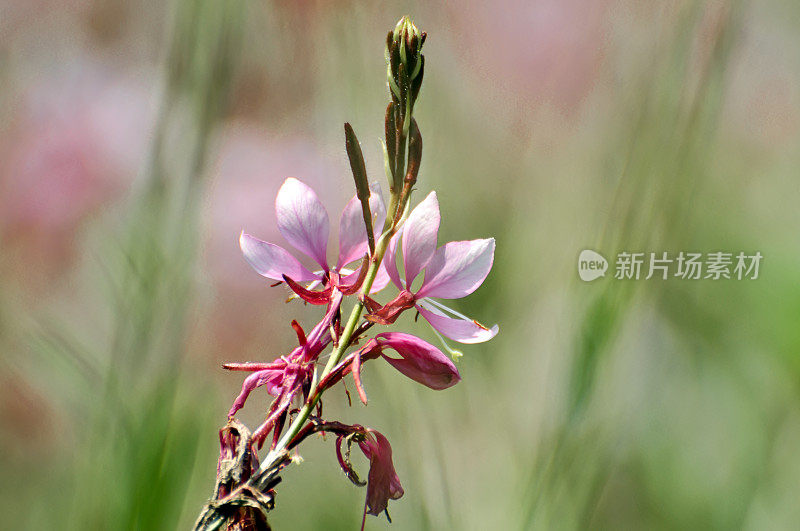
[386, 16, 425, 106]
[375, 332, 461, 390]
[344, 123, 375, 253]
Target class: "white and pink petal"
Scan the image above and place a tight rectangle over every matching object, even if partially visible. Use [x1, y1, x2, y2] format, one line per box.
[401, 191, 440, 287]
[382, 228, 404, 290]
[416, 303, 498, 344]
[337, 182, 387, 269]
[370, 262, 392, 293]
[416, 238, 495, 300]
[240, 232, 318, 282]
[275, 178, 330, 270]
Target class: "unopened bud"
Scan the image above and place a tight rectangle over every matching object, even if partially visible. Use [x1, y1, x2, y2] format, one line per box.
[386, 16, 425, 105]
[404, 118, 422, 186]
[344, 123, 375, 254]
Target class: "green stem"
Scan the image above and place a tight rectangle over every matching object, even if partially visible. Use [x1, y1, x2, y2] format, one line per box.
[200, 135, 414, 531]
[259, 225, 397, 472]
[257, 61, 416, 478]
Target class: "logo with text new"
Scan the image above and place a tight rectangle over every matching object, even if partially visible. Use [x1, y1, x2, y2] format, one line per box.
[578, 250, 608, 282]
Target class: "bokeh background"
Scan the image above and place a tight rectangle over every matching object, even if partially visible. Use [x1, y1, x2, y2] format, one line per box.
[2, 0, 800, 529]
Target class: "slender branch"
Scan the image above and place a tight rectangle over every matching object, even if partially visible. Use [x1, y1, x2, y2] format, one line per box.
[199, 19, 428, 529]
[257, 81, 420, 475]
[257, 143, 417, 475]
[259, 225, 397, 472]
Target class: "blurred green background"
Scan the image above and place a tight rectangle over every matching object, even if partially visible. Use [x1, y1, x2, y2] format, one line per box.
[2, 0, 800, 529]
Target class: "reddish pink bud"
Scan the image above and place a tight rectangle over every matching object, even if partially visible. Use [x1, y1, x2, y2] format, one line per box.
[376, 332, 461, 390]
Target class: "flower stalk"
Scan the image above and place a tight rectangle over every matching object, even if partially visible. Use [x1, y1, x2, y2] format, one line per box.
[196, 15, 498, 530]
[264, 131, 413, 472]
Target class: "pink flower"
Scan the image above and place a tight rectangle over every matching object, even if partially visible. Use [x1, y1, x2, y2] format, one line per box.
[374, 332, 460, 390]
[371, 192, 499, 344]
[335, 428, 404, 521]
[358, 430, 404, 518]
[239, 177, 389, 301]
[320, 332, 460, 406]
[223, 292, 343, 447]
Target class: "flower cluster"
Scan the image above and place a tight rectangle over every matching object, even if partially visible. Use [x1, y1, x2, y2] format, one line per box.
[229, 176, 496, 514]
[199, 16, 498, 531]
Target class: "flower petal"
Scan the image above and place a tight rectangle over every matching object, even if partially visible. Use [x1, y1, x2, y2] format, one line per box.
[417, 304, 498, 344]
[300, 290, 341, 361]
[228, 366, 286, 417]
[337, 182, 387, 269]
[382, 228, 403, 289]
[417, 238, 495, 299]
[370, 262, 392, 293]
[339, 258, 390, 294]
[402, 191, 440, 287]
[275, 178, 330, 269]
[240, 232, 317, 282]
[338, 259, 369, 296]
[376, 332, 461, 390]
[282, 275, 333, 305]
[364, 290, 415, 326]
[358, 430, 404, 516]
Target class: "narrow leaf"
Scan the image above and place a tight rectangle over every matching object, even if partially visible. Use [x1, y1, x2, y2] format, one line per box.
[344, 123, 375, 254]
